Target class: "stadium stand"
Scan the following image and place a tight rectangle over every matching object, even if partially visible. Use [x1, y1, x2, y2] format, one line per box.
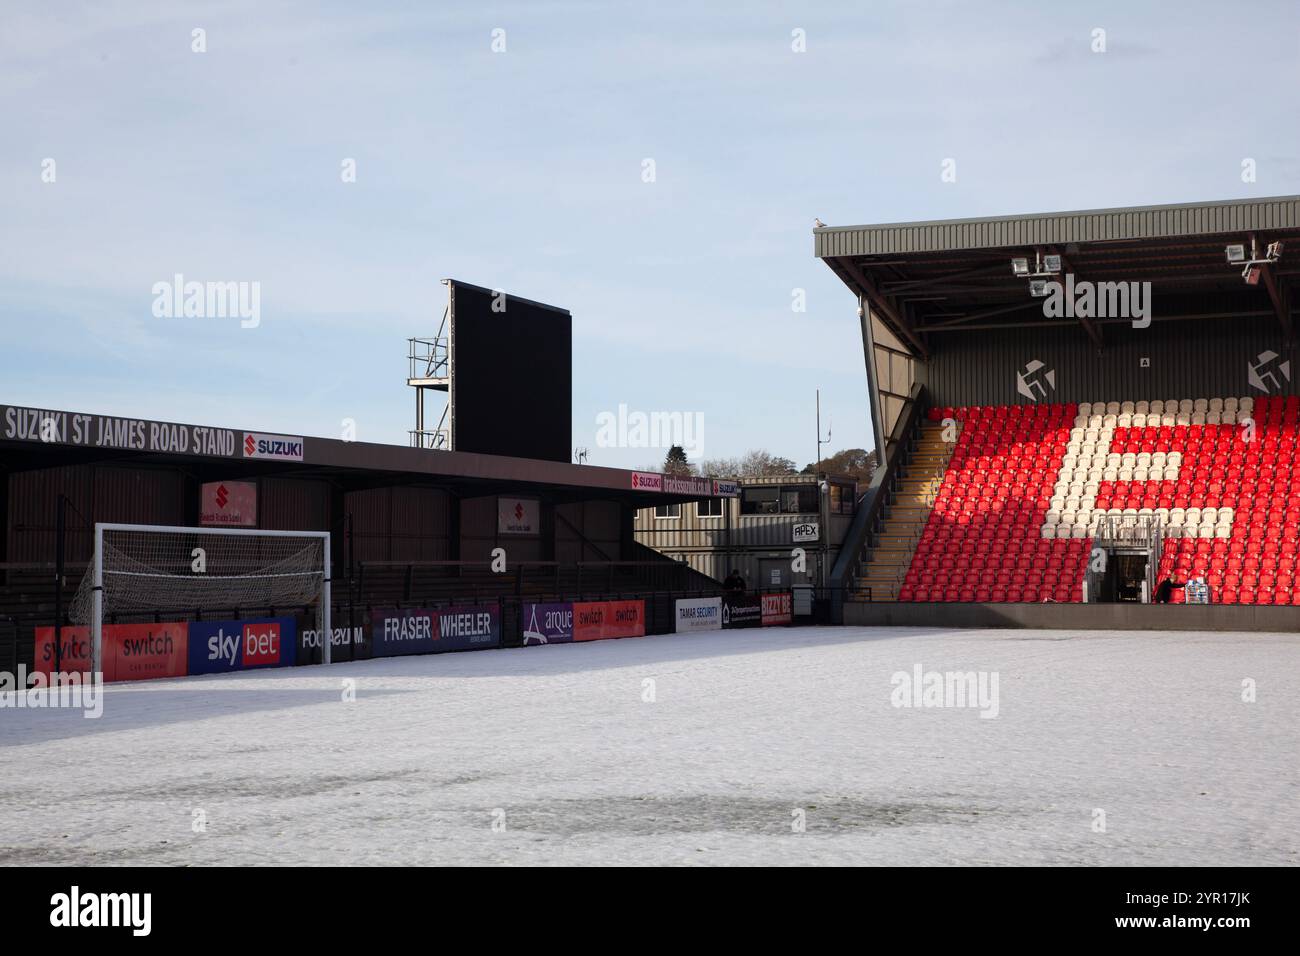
[882, 395, 1299, 605]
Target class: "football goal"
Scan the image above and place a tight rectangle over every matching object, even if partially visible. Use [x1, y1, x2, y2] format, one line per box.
[69, 523, 332, 673]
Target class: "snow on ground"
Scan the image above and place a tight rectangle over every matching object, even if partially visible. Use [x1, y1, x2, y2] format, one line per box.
[1, 625, 1297, 866]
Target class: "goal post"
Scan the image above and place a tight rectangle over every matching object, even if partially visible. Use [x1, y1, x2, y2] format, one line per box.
[70, 523, 332, 673]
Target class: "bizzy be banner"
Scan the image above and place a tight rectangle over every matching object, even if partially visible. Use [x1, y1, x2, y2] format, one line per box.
[372, 604, 502, 657]
[674, 597, 722, 632]
[761, 592, 793, 626]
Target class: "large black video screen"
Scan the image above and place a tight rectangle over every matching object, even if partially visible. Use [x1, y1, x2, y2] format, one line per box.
[449, 281, 572, 463]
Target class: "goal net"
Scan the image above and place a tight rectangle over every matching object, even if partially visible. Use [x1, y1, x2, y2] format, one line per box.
[69, 524, 332, 672]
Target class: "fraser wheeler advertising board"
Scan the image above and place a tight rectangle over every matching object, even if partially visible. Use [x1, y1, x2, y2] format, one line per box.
[371, 604, 501, 657]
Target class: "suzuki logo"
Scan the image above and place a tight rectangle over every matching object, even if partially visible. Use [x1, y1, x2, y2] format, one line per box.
[215, 484, 229, 509]
[515, 503, 525, 521]
[244, 434, 256, 455]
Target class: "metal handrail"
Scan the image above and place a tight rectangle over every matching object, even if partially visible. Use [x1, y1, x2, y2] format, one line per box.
[829, 383, 928, 617]
[407, 336, 449, 380]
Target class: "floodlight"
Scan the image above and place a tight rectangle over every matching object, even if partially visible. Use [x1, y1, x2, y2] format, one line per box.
[1267, 240, 1284, 260]
[1225, 244, 1246, 264]
[1011, 258, 1030, 276]
[1029, 278, 1050, 297]
[1043, 254, 1062, 273]
[1243, 265, 1261, 286]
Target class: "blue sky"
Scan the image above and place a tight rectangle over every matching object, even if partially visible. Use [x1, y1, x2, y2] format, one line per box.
[2, 1, 1297, 469]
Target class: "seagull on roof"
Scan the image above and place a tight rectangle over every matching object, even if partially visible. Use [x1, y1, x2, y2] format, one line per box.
[814, 218, 827, 228]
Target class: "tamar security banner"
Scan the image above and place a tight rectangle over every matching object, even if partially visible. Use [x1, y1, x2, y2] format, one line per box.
[372, 604, 501, 657]
[674, 597, 722, 632]
[188, 617, 297, 675]
[722, 593, 762, 629]
[573, 600, 645, 642]
[522, 602, 574, 645]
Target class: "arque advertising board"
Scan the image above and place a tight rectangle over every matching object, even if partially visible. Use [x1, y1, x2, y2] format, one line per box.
[522, 602, 574, 645]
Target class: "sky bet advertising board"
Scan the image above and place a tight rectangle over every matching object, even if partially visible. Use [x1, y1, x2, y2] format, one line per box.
[371, 604, 502, 657]
[188, 617, 297, 674]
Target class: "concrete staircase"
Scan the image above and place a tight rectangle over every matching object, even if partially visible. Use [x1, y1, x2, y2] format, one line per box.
[857, 421, 956, 601]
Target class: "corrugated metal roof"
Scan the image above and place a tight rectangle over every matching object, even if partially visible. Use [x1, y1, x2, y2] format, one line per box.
[814, 195, 1300, 258]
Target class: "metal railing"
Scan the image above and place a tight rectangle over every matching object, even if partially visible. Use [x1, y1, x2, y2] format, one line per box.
[355, 558, 703, 604]
[829, 384, 931, 616]
[409, 427, 449, 450]
[407, 336, 448, 382]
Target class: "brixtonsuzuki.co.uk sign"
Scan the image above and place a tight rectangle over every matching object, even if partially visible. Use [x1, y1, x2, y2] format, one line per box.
[662, 475, 712, 496]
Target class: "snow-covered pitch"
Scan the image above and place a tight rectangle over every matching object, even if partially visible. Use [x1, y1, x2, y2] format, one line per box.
[2, 625, 1297, 866]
